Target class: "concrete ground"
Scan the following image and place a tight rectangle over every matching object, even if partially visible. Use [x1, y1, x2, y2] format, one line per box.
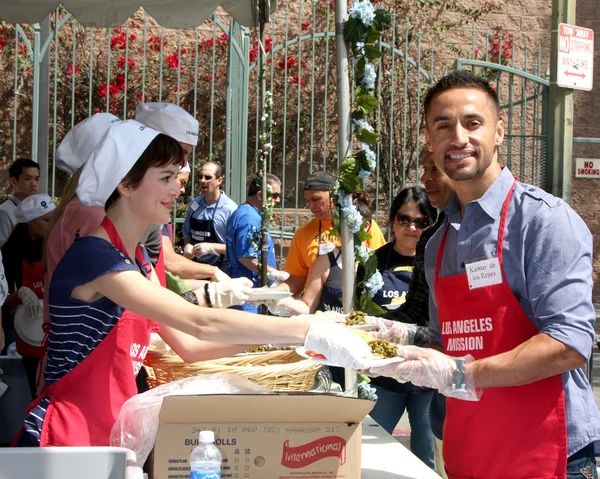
[392, 321, 600, 451]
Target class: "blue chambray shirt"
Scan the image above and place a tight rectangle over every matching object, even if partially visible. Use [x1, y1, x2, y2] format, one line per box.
[424, 167, 600, 456]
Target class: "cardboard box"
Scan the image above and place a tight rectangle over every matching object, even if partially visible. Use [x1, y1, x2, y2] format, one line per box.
[151, 393, 375, 479]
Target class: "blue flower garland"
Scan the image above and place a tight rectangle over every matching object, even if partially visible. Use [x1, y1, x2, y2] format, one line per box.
[331, 0, 392, 316]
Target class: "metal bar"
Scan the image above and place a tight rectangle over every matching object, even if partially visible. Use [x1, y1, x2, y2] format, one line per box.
[141, 13, 147, 102]
[37, 16, 51, 193]
[191, 26, 199, 199]
[309, 2, 316, 172]
[375, 36, 382, 218]
[52, 9, 59, 197]
[415, 29, 422, 175]
[323, 5, 331, 166]
[88, 27, 94, 117]
[106, 28, 111, 113]
[402, 19, 408, 188]
[209, 20, 217, 159]
[176, 30, 182, 106]
[31, 23, 42, 163]
[159, 27, 164, 102]
[520, 43, 528, 181]
[388, 13, 397, 205]
[13, 27, 18, 160]
[70, 20, 76, 127]
[574, 138, 600, 144]
[123, 22, 130, 118]
[455, 60, 550, 85]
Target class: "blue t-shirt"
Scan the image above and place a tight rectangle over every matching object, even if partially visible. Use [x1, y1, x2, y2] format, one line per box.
[225, 204, 276, 313]
[18, 236, 151, 446]
[182, 192, 237, 244]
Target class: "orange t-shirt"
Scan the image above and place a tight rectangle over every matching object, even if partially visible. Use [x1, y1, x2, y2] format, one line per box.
[284, 218, 387, 277]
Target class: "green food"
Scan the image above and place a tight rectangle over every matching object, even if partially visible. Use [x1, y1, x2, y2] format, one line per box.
[345, 310, 368, 326]
[367, 339, 398, 359]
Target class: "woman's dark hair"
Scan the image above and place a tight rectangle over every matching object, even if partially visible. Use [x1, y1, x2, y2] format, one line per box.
[389, 186, 437, 238]
[105, 134, 185, 210]
[352, 191, 372, 220]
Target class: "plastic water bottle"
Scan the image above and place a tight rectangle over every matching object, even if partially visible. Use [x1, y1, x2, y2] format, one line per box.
[190, 431, 222, 479]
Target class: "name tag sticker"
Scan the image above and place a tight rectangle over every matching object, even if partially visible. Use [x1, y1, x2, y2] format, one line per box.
[318, 242, 335, 256]
[465, 257, 502, 290]
[190, 201, 199, 212]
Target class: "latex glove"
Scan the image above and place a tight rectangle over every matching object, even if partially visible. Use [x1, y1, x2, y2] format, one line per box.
[304, 320, 372, 370]
[212, 269, 231, 282]
[267, 270, 289, 286]
[18, 287, 42, 318]
[369, 346, 481, 401]
[267, 297, 308, 316]
[193, 242, 216, 258]
[206, 277, 253, 308]
[183, 243, 194, 259]
[366, 317, 417, 345]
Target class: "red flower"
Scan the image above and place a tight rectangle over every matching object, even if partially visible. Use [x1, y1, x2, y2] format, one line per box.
[0, 38, 6, 49]
[203, 73, 213, 82]
[291, 75, 304, 85]
[301, 22, 311, 29]
[166, 53, 179, 69]
[94, 108, 101, 113]
[148, 35, 166, 52]
[99, 83, 120, 97]
[115, 73, 126, 90]
[66, 64, 79, 76]
[173, 86, 179, 92]
[129, 33, 137, 42]
[265, 37, 273, 53]
[221, 33, 229, 42]
[201, 39, 214, 49]
[118, 57, 135, 70]
[111, 35, 127, 50]
[278, 55, 296, 70]
[250, 47, 258, 63]
[180, 48, 186, 55]
[136, 93, 143, 102]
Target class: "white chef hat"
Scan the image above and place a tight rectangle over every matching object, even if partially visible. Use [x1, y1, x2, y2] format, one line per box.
[15, 194, 56, 223]
[180, 162, 191, 173]
[135, 102, 199, 147]
[76, 120, 161, 207]
[55, 113, 122, 175]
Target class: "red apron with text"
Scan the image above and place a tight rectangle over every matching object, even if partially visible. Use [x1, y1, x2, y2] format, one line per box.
[15, 217, 159, 446]
[16, 260, 46, 357]
[435, 181, 567, 479]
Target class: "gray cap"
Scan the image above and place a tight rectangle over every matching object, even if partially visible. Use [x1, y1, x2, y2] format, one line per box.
[304, 171, 333, 191]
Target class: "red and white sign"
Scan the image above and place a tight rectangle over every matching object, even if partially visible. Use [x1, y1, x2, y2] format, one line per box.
[281, 436, 347, 468]
[575, 158, 600, 179]
[557, 23, 594, 91]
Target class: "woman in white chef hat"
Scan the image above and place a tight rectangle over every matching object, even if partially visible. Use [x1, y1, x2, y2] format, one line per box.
[14, 120, 371, 448]
[1, 193, 55, 397]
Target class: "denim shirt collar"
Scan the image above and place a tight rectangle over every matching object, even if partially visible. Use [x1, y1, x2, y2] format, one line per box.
[444, 167, 515, 223]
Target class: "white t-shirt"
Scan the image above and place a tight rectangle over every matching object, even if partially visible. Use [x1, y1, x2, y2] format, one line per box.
[0, 195, 20, 246]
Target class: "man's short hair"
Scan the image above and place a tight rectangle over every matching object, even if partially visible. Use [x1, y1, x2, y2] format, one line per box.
[248, 173, 281, 196]
[424, 71, 500, 121]
[204, 160, 223, 178]
[9, 158, 39, 179]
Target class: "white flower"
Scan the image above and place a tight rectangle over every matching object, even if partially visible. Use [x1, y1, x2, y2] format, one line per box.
[264, 142, 273, 150]
[361, 143, 377, 170]
[341, 204, 363, 234]
[335, 190, 352, 209]
[358, 168, 371, 179]
[363, 270, 384, 297]
[349, 0, 375, 27]
[355, 244, 371, 262]
[361, 63, 377, 90]
[353, 119, 374, 133]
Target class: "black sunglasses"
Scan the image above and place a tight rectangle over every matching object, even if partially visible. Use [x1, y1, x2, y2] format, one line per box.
[200, 174, 217, 181]
[271, 193, 281, 200]
[396, 213, 429, 229]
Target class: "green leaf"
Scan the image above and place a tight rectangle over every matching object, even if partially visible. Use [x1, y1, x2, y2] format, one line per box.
[356, 94, 380, 113]
[362, 299, 386, 316]
[354, 228, 371, 244]
[338, 157, 361, 193]
[373, 10, 393, 32]
[355, 149, 374, 171]
[355, 56, 367, 80]
[367, 28, 381, 43]
[364, 45, 383, 60]
[356, 128, 380, 144]
[344, 17, 369, 44]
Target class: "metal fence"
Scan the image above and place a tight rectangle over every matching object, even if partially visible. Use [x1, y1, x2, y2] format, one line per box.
[0, 7, 550, 250]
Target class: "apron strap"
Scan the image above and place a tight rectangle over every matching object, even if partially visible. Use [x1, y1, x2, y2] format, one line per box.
[496, 180, 517, 263]
[434, 223, 450, 282]
[100, 217, 151, 275]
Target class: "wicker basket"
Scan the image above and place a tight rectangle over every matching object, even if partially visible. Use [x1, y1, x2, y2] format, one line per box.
[143, 349, 322, 392]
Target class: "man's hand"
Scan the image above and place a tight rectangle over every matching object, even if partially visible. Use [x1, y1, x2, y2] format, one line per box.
[369, 346, 481, 401]
[183, 243, 194, 259]
[193, 242, 216, 258]
[366, 317, 417, 345]
[267, 270, 290, 286]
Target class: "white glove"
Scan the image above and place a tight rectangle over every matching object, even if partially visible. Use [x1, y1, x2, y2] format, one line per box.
[206, 277, 253, 308]
[267, 296, 308, 316]
[18, 287, 42, 319]
[193, 242, 216, 258]
[183, 243, 194, 259]
[369, 346, 481, 401]
[304, 320, 373, 370]
[267, 270, 289, 286]
[212, 269, 231, 282]
[366, 317, 417, 345]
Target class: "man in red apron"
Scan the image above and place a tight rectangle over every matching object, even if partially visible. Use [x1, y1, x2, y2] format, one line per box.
[371, 71, 600, 478]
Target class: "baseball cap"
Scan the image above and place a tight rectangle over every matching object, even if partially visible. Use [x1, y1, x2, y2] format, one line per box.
[15, 194, 56, 223]
[304, 171, 333, 191]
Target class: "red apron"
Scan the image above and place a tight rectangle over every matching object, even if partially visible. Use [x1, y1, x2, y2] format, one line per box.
[435, 181, 567, 479]
[15, 217, 160, 446]
[16, 260, 45, 358]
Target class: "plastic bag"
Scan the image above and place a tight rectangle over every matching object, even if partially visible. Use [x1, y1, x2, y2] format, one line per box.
[110, 373, 274, 467]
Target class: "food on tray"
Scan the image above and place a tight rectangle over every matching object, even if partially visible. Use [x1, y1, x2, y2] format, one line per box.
[345, 311, 368, 326]
[304, 329, 400, 361]
[246, 345, 271, 353]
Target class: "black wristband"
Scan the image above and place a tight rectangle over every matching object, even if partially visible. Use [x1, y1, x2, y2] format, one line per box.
[180, 291, 199, 306]
[204, 282, 213, 308]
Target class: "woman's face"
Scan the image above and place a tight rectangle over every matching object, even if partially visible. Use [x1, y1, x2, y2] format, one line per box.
[28, 211, 53, 240]
[393, 201, 428, 254]
[127, 160, 181, 225]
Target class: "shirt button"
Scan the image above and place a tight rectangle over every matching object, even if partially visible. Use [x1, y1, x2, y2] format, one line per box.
[125, 259, 131, 264]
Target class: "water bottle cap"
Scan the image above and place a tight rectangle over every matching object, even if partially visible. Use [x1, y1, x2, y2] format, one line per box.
[199, 430, 215, 443]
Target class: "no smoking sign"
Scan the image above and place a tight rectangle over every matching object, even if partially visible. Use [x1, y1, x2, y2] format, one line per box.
[557, 23, 594, 91]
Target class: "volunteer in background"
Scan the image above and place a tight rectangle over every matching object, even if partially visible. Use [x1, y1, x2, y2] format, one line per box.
[371, 71, 600, 478]
[15, 121, 371, 447]
[0, 158, 40, 247]
[0, 251, 8, 398]
[136, 102, 217, 280]
[183, 161, 237, 269]
[2, 194, 55, 397]
[358, 186, 437, 469]
[225, 174, 288, 313]
[281, 171, 386, 296]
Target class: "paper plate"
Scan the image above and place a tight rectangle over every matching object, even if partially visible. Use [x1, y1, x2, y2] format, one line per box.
[347, 324, 374, 331]
[295, 346, 404, 368]
[247, 290, 293, 301]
